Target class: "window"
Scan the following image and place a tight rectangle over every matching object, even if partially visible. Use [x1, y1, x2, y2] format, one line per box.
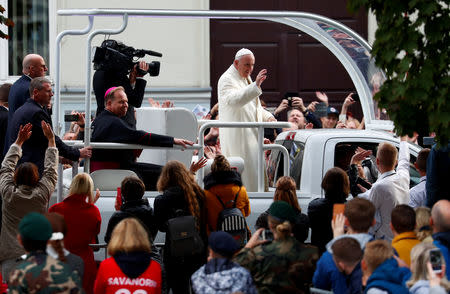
[333, 142, 420, 189]
[267, 140, 305, 189]
[7, 0, 49, 76]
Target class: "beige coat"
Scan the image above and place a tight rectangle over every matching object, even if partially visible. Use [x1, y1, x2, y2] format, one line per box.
[0, 144, 58, 261]
[218, 64, 273, 191]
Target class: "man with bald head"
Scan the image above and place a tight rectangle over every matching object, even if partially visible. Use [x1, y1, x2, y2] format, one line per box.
[218, 48, 276, 191]
[5, 54, 48, 155]
[430, 200, 450, 279]
[8, 54, 47, 117]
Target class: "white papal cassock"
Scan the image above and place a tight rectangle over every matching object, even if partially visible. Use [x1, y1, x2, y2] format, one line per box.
[218, 64, 273, 191]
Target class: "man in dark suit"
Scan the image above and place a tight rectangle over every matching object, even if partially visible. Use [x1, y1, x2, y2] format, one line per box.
[0, 83, 11, 235]
[91, 86, 193, 190]
[0, 83, 11, 162]
[4, 54, 48, 155]
[8, 77, 92, 175]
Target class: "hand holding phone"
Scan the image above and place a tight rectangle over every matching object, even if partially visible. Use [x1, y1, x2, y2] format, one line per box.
[430, 248, 442, 274]
[333, 203, 345, 221]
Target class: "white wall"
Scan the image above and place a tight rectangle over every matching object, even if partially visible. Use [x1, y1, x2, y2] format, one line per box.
[57, 0, 210, 89]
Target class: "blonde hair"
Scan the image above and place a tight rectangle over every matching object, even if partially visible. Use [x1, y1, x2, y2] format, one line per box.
[274, 176, 301, 212]
[415, 207, 432, 241]
[377, 142, 398, 170]
[407, 242, 450, 290]
[68, 173, 94, 203]
[108, 218, 151, 256]
[268, 215, 292, 240]
[157, 161, 205, 230]
[363, 240, 393, 274]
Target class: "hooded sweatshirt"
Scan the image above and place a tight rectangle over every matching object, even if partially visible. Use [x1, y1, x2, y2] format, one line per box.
[94, 252, 162, 294]
[365, 257, 410, 294]
[313, 233, 373, 294]
[191, 258, 257, 294]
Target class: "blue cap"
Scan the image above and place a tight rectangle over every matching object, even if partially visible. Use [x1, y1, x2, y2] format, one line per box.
[209, 231, 240, 257]
[327, 106, 339, 117]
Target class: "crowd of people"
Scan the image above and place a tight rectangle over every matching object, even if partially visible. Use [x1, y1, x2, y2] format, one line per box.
[0, 48, 449, 294]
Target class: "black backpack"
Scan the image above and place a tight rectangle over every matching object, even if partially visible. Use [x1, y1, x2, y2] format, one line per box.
[215, 187, 248, 247]
[167, 209, 204, 258]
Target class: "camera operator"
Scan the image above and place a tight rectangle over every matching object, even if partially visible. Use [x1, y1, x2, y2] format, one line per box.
[93, 60, 149, 129]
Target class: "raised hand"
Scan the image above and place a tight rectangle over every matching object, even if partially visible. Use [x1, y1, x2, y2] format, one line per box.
[315, 91, 329, 105]
[41, 121, 56, 147]
[307, 101, 319, 112]
[15, 123, 33, 147]
[291, 97, 306, 112]
[190, 157, 208, 174]
[350, 147, 372, 165]
[255, 69, 267, 87]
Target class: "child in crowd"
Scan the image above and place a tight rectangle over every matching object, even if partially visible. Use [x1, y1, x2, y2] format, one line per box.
[313, 198, 375, 293]
[362, 240, 410, 294]
[331, 237, 363, 281]
[390, 205, 420, 266]
[407, 242, 450, 294]
[191, 231, 257, 294]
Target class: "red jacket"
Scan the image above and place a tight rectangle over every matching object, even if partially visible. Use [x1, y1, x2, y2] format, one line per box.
[94, 257, 162, 294]
[49, 194, 101, 294]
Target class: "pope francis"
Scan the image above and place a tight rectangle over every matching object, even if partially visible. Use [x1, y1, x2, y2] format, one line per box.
[218, 48, 276, 191]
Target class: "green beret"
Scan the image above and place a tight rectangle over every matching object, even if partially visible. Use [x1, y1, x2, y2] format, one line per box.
[19, 212, 52, 241]
[268, 201, 296, 223]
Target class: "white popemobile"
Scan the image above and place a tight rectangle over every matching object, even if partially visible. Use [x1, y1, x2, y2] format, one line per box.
[53, 9, 422, 259]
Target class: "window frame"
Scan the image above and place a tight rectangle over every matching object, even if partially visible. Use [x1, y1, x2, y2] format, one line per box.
[0, 0, 56, 82]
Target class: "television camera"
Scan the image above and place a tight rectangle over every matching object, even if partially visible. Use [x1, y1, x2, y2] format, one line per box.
[93, 39, 162, 76]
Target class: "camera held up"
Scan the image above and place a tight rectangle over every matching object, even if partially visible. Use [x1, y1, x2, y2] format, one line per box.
[93, 39, 162, 77]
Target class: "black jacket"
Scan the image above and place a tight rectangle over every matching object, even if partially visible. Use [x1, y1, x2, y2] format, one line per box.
[104, 198, 158, 243]
[307, 194, 346, 253]
[203, 170, 243, 190]
[91, 110, 174, 166]
[93, 70, 146, 129]
[255, 209, 310, 243]
[154, 186, 207, 293]
[7, 99, 80, 174]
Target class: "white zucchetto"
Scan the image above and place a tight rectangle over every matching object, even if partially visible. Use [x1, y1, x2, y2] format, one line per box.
[235, 48, 254, 60]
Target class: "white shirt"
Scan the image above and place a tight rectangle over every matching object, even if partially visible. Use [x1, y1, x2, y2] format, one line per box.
[368, 141, 410, 241]
[409, 176, 427, 208]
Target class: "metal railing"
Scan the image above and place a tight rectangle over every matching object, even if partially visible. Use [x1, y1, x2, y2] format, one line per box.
[54, 8, 378, 149]
[197, 121, 291, 192]
[58, 142, 201, 202]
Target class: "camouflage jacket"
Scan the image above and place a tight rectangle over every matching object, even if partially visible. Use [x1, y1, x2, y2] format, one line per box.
[8, 251, 83, 294]
[233, 236, 319, 294]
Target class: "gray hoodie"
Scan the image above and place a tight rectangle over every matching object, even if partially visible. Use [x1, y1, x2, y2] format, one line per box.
[409, 280, 447, 294]
[325, 233, 374, 253]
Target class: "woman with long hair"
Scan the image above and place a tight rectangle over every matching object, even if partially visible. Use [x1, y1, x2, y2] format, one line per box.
[203, 154, 250, 235]
[234, 201, 318, 293]
[94, 218, 162, 294]
[308, 167, 350, 252]
[45, 212, 84, 279]
[154, 160, 206, 294]
[407, 242, 450, 293]
[0, 123, 57, 280]
[49, 172, 101, 294]
[255, 176, 309, 243]
[415, 207, 433, 242]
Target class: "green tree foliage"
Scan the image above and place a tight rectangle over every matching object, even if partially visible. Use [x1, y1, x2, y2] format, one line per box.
[348, 0, 449, 145]
[0, 5, 14, 39]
